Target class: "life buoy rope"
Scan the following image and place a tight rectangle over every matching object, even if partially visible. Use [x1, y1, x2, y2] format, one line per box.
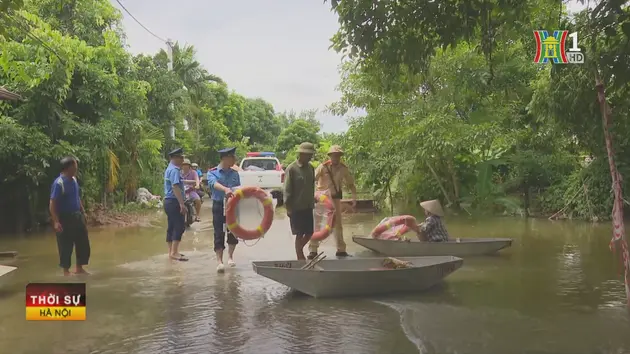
[311, 191, 335, 241]
[225, 186, 274, 240]
[371, 215, 419, 239]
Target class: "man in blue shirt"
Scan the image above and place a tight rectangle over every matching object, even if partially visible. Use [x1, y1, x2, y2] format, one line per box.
[49, 156, 90, 276]
[191, 162, 205, 200]
[192, 162, 202, 178]
[164, 147, 188, 261]
[208, 147, 241, 272]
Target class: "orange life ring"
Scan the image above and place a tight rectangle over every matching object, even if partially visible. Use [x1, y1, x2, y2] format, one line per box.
[311, 192, 335, 241]
[225, 186, 274, 240]
[371, 215, 419, 239]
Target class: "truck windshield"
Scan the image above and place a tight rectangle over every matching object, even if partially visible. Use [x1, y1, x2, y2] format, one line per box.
[242, 159, 277, 171]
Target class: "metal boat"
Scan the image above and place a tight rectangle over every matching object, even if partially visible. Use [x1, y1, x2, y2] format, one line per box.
[353, 236, 513, 257]
[0, 265, 17, 288]
[0, 251, 18, 258]
[252, 256, 462, 298]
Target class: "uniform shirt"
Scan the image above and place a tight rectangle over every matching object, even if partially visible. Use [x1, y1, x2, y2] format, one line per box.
[283, 160, 315, 212]
[420, 215, 449, 242]
[50, 175, 81, 214]
[315, 161, 355, 194]
[207, 164, 241, 201]
[164, 162, 184, 200]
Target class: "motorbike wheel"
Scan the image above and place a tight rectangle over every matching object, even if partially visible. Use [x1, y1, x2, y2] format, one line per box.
[185, 204, 194, 227]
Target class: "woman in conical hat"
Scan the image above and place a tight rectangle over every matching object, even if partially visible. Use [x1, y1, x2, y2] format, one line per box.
[418, 199, 450, 242]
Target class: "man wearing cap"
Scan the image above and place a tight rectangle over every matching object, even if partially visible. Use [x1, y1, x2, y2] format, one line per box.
[308, 145, 357, 259]
[283, 142, 316, 260]
[164, 148, 188, 261]
[181, 159, 202, 222]
[418, 199, 450, 242]
[207, 147, 241, 272]
[192, 162, 202, 179]
[192, 163, 206, 200]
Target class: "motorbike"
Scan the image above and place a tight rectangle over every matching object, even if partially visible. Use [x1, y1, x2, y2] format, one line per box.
[184, 190, 196, 228]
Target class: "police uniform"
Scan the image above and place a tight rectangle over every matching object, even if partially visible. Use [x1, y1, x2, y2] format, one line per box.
[164, 147, 186, 244]
[207, 147, 241, 252]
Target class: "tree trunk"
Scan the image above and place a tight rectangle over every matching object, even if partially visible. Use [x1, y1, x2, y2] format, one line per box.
[595, 73, 630, 307]
[523, 184, 530, 218]
[448, 160, 460, 207]
[426, 161, 453, 207]
[386, 181, 394, 216]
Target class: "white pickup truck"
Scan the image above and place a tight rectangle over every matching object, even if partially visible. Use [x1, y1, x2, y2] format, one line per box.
[238, 152, 284, 206]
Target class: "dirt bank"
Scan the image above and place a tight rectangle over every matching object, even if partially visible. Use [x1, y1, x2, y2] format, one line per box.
[86, 204, 160, 229]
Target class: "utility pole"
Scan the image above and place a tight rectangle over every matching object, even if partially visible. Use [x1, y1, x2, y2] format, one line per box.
[166, 38, 176, 139]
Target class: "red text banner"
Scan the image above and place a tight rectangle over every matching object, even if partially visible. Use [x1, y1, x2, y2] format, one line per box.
[25, 283, 86, 321]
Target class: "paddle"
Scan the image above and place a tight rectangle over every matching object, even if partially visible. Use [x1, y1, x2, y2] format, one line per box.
[301, 252, 324, 269]
[303, 255, 327, 270]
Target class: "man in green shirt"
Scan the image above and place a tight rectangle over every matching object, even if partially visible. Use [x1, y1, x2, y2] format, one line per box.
[283, 142, 316, 260]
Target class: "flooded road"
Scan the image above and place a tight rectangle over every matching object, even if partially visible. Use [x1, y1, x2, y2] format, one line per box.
[1, 204, 629, 354]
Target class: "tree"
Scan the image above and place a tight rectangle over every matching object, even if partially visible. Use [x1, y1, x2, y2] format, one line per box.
[0, 0, 282, 233]
[242, 98, 281, 149]
[276, 115, 321, 160]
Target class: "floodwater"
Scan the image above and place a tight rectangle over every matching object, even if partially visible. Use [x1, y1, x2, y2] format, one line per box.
[0, 204, 629, 354]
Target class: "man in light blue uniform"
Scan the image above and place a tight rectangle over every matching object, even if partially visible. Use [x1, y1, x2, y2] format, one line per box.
[207, 147, 241, 272]
[164, 147, 188, 261]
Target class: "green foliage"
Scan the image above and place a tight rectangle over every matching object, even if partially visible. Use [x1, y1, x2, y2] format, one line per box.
[327, 0, 630, 220]
[276, 110, 321, 160]
[0, 0, 326, 232]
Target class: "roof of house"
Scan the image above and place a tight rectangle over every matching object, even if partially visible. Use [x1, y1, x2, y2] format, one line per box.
[0, 87, 21, 101]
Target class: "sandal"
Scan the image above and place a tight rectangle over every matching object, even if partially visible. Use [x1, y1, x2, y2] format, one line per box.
[194, 217, 201, 222]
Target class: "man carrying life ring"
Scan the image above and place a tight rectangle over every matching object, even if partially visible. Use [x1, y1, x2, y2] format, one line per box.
[308, 145, 357, 259]
[207, 147, 241, 273]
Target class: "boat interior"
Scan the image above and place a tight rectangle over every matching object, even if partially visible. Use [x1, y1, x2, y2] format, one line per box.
[253, 256, 461, 271]
[353, 236, 512, 244]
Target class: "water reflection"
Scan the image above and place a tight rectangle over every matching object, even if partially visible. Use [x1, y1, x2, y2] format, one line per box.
[211, 274, 249, 354]
[163, 270, 187, 353]
[1, 211, 630, 354]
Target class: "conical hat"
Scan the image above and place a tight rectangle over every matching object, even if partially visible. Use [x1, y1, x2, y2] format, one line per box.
[420, 200, 444, 216]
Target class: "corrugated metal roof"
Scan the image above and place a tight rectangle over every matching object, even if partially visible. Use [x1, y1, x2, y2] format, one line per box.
[0, 86, 21, 101]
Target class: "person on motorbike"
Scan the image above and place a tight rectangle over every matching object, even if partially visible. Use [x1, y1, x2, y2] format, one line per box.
[192, 162, 202, 178]
[181, 159, 202, 222]
[191, 162, 205, 200]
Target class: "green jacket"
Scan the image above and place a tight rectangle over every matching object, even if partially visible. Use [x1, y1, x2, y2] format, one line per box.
[283, 160, 315, 212]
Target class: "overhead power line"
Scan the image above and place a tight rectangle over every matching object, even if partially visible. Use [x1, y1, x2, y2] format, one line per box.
[114, 0, 168, 43]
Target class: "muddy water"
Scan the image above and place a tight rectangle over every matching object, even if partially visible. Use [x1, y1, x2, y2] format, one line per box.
[0, 205, 629, 354]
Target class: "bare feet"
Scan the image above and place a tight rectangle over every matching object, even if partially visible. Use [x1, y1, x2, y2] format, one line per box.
[74, 267, 90, 275]
[63, 269, 72, 276]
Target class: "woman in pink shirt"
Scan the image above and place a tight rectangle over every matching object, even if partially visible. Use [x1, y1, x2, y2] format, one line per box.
[181, 159, 201, 221]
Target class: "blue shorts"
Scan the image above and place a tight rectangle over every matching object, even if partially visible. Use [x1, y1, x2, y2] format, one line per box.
[164, 198, 185, 242]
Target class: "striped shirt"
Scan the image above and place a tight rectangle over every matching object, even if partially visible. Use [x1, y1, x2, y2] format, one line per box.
[420, 215, 449, 242]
